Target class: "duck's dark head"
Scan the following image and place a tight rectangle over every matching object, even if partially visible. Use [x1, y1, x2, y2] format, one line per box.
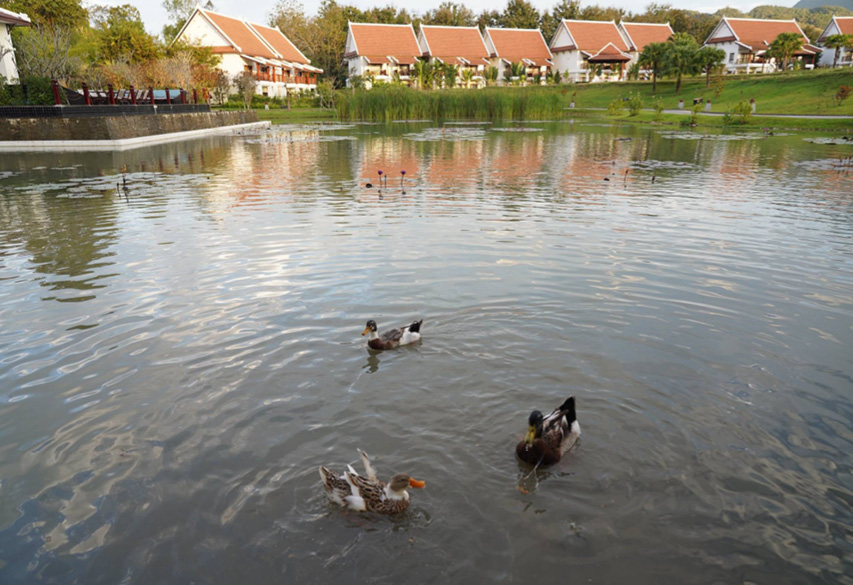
[362, 320, 378, 336]
[524, 410, 543, 444]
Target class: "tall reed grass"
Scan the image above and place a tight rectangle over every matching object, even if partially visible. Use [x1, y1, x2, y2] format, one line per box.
[335, 86, 570, 121]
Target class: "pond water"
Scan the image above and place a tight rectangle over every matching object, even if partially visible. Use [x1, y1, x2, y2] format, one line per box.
[1, 121, 851, 584]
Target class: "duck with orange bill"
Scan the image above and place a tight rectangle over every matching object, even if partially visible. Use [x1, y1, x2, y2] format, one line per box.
[319, 449, 425, 514]
[362, 319, 423, 350]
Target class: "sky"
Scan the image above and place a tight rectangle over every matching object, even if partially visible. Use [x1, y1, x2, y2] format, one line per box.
[89, 0, 798, 38]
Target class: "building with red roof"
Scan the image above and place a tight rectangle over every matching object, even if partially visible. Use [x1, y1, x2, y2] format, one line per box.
[483, 27, 553, 85]
[817, 16, 853, 67]
[417, 25, 491, 88]
[343, 22, 422, 88]
[173, 7, 321, 98]
[550, 20, 632, 82]
[704, 16, 820, 73]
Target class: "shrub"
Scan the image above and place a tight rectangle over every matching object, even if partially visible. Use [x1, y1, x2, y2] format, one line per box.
[723, 99, 753, 125]
[652, 97, 664, 121]
[627, 93, 642, 116]
[607, 97, 624, 116]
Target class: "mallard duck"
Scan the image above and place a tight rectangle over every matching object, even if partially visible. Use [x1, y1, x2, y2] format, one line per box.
[515, 396, 580, 466]
[319, 449, 426, 514]
[362, 319, 423, 350]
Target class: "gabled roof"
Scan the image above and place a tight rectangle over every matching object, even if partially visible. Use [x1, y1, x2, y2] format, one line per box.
[556, 20, 630, 54]
[199, 8, 277, 59]
[706, 17, 810, 52]
[347, 22, 422, 61]
[420, 25, 490, 64]
[818, 15, 853, 41]
[620, 22, 673, 52]
[485, 28, 552, 64]
[250, 23, 309, 64]
[0, 7, 31, 27]
[588, 42, 632, 62]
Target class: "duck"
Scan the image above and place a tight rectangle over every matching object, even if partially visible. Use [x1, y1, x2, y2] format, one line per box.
[362, 319, 423, 350]
[319, 449, 426, 514]
[515, 396, 581, 466]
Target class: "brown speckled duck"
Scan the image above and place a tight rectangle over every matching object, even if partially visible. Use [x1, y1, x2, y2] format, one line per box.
[362, 319, 423, 350]
[319, 449, 426, 514]
[516, 396, 580, 466]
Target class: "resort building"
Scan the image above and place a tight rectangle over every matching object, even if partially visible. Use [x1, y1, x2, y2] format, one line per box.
[703, 17, 820, 73]
[343, 22, 421, 88]
[482, 27, 553, 84]
[817, 16, 853, 67]
[619, 22, 673, 61]
[550, 20, 632, 82]
[0, 7, 30, 82]
[417, 25, 491, 88]
[172, 7, 321, 97]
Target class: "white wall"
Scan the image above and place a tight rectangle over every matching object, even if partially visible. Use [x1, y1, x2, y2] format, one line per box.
[1, 23, 19, 81]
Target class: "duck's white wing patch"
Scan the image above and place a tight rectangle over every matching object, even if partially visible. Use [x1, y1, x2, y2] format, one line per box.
[344, 471, 367, 511]
[399, 329, 420, 346]
[358, 449, 378, 481]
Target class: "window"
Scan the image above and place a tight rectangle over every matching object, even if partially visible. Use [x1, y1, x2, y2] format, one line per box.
[729, 52, 734, 63]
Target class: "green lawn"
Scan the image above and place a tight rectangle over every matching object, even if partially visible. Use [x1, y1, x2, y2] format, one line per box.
[567, 68, 853, 116]
[581, 110, 853, 132]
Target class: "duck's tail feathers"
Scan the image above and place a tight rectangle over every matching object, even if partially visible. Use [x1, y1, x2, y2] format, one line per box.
[408, 319, 423, 333]
[558, 396, 577, 423]
[358, 449, 378, 481]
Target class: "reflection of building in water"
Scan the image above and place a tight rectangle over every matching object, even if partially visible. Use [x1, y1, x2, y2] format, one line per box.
[483, 132, 547, 191]
[423, 139, 487, 193]
[355, 137, 421, 186]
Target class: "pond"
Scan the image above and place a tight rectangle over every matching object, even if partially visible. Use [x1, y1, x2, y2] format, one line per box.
[0, 121, 851, 584]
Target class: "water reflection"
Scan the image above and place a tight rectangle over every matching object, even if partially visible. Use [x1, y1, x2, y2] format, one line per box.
[0, 122, 851, 585]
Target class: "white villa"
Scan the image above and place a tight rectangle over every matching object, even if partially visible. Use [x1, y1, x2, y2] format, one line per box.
[550, 20, 632, 82]
[620, 22, 673, 63]
[482, 27, 553, 84]
[704, 16, 820, 73]
[172, 7, 321, 97]
[417, 25, 491, 88]
[0, 7, 30, 82]
[343, 22, 421, 88]
[817, 16, 853, 67]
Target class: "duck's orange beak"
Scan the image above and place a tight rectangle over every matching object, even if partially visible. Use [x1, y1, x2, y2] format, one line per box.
[362, 326, 371, 336]
[409, 478, 426, 489]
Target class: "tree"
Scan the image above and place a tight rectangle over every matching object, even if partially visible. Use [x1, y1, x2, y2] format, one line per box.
[510, 60, 526, 85]
[766, 32, 804, 71]
[694, 45, 725, 86]
[460, 67, 474, 88]
[442, 63, 458, 88]
[498, 0, 540, 30]
[233, 70, 257, 108]
[823, 33, 852, 68]
[210, 69, 230, 104]
[422, 2, 475, 26]
[663, 32, 699, 93]
[91, 4, 160, 63]
[5, 0, 87, 29]
[12, 24, 77, 80]
[484, 65, 498, 86]
[638, 41, 667, 93]
[413, 58, 435, 89]
[541, 0, 580, 40]
[162, 0, 214, 41]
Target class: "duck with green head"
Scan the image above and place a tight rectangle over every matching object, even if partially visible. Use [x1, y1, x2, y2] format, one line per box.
[516, 396, 580, 466]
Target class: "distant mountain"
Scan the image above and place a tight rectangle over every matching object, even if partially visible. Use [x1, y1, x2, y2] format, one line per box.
[793, 0, 853, 11]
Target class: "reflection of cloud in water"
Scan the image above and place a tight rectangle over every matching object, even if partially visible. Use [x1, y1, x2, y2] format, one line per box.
[404, 127, 487, 142]
[491, 128, 543, 133]
[791, 158, 853, 171]
[659, 131, 788, 142]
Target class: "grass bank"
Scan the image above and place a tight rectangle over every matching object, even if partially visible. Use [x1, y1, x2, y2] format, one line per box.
[577, 110, 853, 132]
[335, 69, 853, 122]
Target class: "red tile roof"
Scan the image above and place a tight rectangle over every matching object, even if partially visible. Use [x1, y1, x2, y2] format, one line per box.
[486, 28, 552, 62]
[588, 42, 631, 62]
[819, 15, 853, 40]
[349, 23, 421, 60]
[713, 18, 809, 51]
[201, 9, 276, 59]
[420, 25, 490, 62]
[559, 20, 629, 54]
[620, 22, 673, 52]
[251, 23, 309, 64]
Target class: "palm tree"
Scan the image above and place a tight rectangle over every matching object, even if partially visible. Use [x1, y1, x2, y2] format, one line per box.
[443, 63, 458, 88]
[510, 61, 526, 85]
[638, 41, 667, 93]
[823, 33, 852, 69]
[663, 33, 699, 94]
[484, 65, 499, 86]
[767, 32, 805, 72]
[414, 59, 435, 90]
[694, 46, 726, 87]
[460, 68, 475, 88]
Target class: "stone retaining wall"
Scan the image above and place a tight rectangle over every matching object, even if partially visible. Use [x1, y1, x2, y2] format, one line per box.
[0, 110, 258, 142]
